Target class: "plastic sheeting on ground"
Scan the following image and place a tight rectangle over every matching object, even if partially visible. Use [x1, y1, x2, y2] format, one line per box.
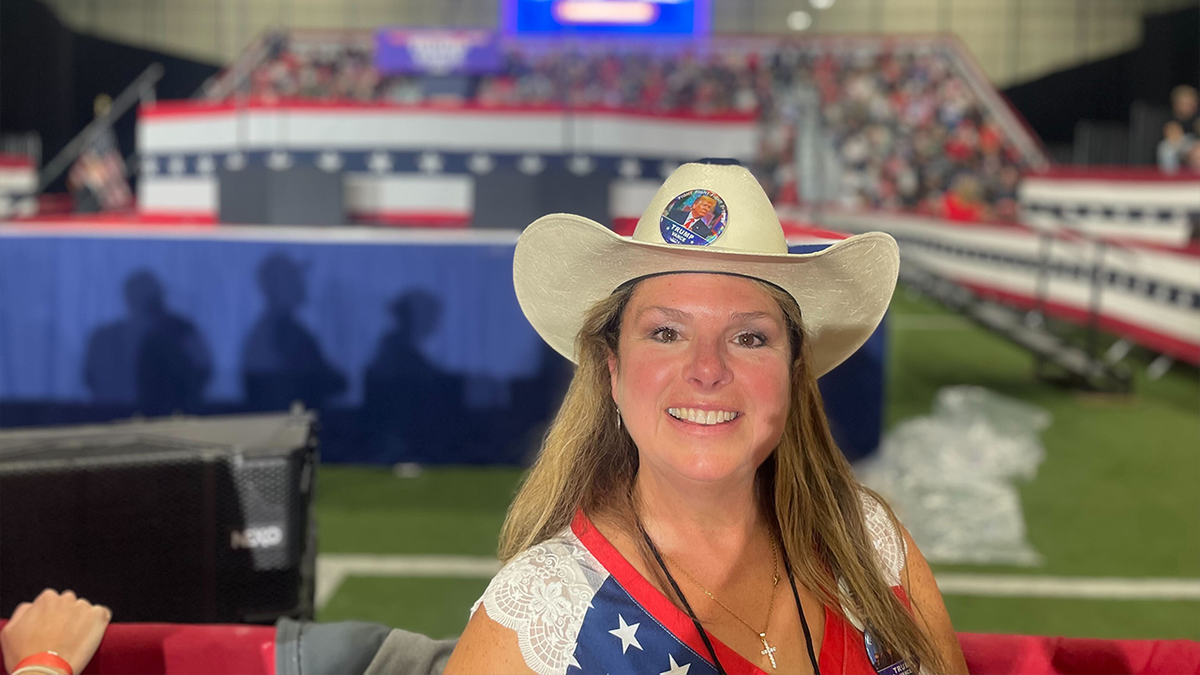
[858, 385, 1048, 566]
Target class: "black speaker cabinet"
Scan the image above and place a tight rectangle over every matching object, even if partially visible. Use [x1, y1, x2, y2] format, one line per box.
[0, 410, 317, 624]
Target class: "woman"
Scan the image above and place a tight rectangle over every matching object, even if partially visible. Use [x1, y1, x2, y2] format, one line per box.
[445, 159, 968, 675]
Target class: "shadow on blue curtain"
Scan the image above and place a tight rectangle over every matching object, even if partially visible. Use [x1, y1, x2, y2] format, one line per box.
[362, 289, 462, 463]
[242, 253, 348, 412]
[83, 269, 213, 416]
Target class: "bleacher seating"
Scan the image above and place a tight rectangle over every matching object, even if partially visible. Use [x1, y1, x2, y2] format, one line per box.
[209, 31, 1045, 219]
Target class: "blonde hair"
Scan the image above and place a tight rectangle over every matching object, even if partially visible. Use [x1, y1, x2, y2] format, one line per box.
[499, 277, 943, 673]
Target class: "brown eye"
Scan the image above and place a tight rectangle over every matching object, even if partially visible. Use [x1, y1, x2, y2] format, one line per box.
[653, 327, 679, 342]
[736, 332, 766, 348]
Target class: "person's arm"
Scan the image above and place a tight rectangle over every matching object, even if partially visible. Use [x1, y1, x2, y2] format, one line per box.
[361, 628, 456, 675]
[1, 589, 112, 675]
[441, 606, 535, 675]
[898, 526, 969, 675]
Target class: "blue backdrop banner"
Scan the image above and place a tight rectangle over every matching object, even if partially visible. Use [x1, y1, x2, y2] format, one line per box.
[0, 228, 883, 464]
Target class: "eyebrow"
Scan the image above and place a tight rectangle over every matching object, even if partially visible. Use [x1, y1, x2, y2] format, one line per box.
[636, 306, 781, 326]
[729, 311, 778, 325]
[637, 306, 691, 322]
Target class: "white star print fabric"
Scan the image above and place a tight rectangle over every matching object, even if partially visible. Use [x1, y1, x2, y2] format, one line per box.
[608, 614, 643, 654]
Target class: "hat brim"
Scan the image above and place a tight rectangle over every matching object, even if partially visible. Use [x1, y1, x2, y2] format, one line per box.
[513, 214, 899, 377]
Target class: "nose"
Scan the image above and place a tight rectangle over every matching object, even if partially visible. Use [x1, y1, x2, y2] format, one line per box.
[684, 336, 733, 390]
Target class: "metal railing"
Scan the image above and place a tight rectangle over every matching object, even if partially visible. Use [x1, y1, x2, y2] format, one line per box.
[194, 32, 273, 100]
[37, 63, 164, 194]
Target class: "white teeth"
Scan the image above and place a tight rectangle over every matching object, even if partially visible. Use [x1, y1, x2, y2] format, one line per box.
[667, 408, 740, 425]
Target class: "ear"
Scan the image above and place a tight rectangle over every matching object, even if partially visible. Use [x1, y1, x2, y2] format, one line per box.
[607, 349, 619, 405]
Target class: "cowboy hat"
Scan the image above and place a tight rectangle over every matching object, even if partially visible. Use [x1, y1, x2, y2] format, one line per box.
[512, 159, 899, 377]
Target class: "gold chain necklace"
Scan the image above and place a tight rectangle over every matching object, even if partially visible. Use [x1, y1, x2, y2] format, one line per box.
[660, 536, 783, 669]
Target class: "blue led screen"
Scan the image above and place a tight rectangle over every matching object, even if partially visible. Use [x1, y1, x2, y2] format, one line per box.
[508, 0, 707, 36]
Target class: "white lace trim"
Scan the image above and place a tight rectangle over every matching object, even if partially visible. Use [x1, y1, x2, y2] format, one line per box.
[840, 492, 909, 632]
[860, 491, 907, 587]
[472, 529, 609, 675]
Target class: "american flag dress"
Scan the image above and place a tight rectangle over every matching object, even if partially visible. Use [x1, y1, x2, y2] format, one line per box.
[472, 493, 911, 675]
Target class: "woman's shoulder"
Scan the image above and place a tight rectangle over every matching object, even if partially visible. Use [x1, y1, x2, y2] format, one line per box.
[474, 527, 610, 617]
[858, 489, 907, 587]
[469, 528, 611, 675]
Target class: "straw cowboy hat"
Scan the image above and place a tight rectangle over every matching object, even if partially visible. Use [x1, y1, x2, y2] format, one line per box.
[512, 159, 899, 377]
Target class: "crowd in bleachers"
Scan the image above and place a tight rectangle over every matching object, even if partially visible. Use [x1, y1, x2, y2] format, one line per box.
[239, 33, 1032, 221]
[811, 50, 1025, 220]
[473, 50, 765, 114]
[250, 36, 383, 101]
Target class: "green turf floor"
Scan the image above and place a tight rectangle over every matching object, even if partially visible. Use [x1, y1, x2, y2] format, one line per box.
[315, 288, 1200, 640]
[943, 597, 1200, 640]
[321, 576, 493, 639]
[318, 466, 522, 557]
[886, 291, 1200, 581]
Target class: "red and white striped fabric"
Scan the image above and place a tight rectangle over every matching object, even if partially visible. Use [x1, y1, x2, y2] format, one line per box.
[0, 153, 37, 219]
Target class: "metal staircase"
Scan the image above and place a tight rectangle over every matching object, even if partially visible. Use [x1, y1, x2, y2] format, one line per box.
[897, 257, 1132, 393]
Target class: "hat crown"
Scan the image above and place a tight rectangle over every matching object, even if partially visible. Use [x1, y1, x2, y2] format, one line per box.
[632, 162, 789, 255]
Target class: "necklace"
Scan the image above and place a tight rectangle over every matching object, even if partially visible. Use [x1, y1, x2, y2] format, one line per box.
[660, 534, 783, 669]
[637, 522, 820, 675]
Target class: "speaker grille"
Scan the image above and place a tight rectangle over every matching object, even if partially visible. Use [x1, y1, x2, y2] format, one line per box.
[0, 412, 315, 623]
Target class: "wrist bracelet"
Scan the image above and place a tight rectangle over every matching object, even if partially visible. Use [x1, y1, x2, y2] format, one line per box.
[12, 652, 73, 675]
[14, 666, 66, 675]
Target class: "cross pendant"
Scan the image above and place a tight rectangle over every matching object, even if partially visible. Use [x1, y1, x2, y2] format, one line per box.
[759, 633, 778, 669]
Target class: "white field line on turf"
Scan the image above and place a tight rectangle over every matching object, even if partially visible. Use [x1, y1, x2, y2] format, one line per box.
[314, 554, 1200, 610]
[317, 555, 502, 608]
[934, 574, 1200, 601]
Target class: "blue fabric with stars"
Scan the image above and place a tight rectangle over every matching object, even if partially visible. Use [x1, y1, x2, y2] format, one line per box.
[568, 576, 719, 675]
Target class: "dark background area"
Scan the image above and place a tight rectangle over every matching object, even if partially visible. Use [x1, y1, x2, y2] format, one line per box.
[0, 0, 220, 189]
[1002, 5, 1200, 160]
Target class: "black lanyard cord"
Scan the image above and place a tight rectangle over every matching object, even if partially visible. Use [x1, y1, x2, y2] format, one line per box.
[640, 524, 727, 675]
[780, 545, 822, 675]
[638, 522, 822, 675]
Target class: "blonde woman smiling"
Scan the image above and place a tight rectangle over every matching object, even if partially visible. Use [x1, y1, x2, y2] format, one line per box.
[445, 160, 968, 675]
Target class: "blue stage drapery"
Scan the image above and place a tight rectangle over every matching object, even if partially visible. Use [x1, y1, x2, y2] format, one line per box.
[0, 229, 883, 463]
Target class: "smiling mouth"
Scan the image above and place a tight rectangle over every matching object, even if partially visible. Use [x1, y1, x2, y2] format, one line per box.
[667, 408, 741, 426]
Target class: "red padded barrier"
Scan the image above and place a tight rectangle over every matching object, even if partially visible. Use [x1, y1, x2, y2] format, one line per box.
[958, 632, 1200, 675]
[2, 621, 1198, 675]
[0, 621, 275, 675]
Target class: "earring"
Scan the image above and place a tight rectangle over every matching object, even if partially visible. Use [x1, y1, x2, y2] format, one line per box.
[616, 406, 622, 430]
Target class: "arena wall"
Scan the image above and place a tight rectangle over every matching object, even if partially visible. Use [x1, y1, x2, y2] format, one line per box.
[38, 0, 1195, 87]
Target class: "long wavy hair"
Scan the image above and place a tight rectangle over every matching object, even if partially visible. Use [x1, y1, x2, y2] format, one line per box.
[499, 277, 943, 673]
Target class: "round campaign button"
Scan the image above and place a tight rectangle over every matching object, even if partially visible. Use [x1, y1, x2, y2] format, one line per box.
[659, 189, 728, 246]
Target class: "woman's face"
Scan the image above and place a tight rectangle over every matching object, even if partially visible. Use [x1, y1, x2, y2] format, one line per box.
[609, 274, 792, 486]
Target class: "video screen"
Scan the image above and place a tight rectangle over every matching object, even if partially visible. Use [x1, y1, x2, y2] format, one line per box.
[506, 0, 709, 36]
